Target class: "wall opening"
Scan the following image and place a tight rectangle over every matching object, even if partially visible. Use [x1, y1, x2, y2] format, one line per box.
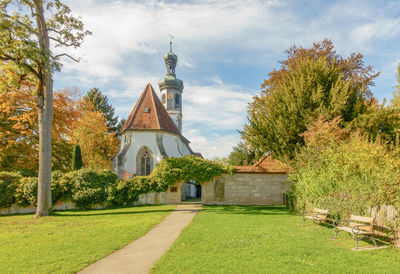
[181, 181, 201, 202]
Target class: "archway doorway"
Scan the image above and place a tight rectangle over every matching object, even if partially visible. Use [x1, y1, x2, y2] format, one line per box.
[181, 181, 201, 202]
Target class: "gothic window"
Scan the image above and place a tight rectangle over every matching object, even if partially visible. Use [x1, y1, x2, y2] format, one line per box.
[162, 93, 166, 104]
[136, 147, 153, 176]
[174, 94, 180, 108]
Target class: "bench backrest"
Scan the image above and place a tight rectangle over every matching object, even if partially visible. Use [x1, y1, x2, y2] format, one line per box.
[313, 208, 328, 220]
[349, 215, 374, 232]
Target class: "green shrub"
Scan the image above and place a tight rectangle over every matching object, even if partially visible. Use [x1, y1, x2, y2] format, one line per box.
[290, 133, 400, 218]
[150, 155, 234, 188]
[63, 168, 118, 208]
[15, 177, 38, 206]
[15, 169, 38, 177]
[51, 170, 65, 204]
[0, 172, 21, 208]
[107, 176, 162, 206]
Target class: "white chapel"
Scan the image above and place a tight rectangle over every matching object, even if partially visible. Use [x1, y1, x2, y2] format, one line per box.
[112, 43, 200, 200]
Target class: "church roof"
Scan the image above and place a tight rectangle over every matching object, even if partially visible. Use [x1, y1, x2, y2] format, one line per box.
[235, 155, 287, 174]
[119, 83, 180, 135]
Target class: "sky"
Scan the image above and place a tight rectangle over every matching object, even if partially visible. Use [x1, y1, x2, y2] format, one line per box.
[54, 0, 400, 159]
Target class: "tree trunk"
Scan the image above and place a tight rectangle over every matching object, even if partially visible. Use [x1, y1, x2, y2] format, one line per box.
[34, 0, 53, 217]
[35, 76, 53, 217]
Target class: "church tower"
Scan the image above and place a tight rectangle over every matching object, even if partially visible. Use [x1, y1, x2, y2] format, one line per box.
[158, 40, 184, 132]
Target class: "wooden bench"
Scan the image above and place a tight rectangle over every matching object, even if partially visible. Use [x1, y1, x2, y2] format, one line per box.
[334, 215, 377, 249]
[303, 208, 329, 230]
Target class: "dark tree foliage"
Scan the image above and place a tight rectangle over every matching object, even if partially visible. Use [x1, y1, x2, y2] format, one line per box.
[72, 144, 83, 170]
[116, 118, 126, 135]
[228, 142, 257, 166]
[81, 88, 119, 133]
[242, 40, 379, 160]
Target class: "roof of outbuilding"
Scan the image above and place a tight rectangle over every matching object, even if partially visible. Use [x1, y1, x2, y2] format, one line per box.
[119, 83, 180, 135]
[235, 155, 288, 174]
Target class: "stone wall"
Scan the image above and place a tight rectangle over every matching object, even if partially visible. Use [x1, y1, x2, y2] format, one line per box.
[202, 173, 290, 205]
[135, 192, 168, 205]
[0, 201, 105, 215]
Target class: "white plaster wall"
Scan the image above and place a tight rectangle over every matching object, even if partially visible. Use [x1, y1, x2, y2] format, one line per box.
[121, 132, 161, 175]
[116, 131, 192, 176]
[162, 132, 191, 157]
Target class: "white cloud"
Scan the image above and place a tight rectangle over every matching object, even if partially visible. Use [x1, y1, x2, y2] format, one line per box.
[54, 0, 400, 158]
[185, 129, 239, 159]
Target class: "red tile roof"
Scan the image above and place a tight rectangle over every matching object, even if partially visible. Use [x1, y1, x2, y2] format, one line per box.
[235, 155, 287, 174]
[119, 83, 180, 134]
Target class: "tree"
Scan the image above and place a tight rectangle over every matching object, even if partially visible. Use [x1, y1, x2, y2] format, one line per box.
[81, 88, 119, 133]
[0, 0, 90, 217]
[242, 40, 378, 160]
[0, 63, 79, 172]
[391, 63, 400, 109]
[116, 118, 126, 134]
[72, 144, 82, 170]
[227, 142, 257, 166]
[72, 110, 119, 169]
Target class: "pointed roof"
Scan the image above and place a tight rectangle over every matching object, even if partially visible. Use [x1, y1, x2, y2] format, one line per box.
[235, 155, 287, 174]
[119, 83, 180, 134]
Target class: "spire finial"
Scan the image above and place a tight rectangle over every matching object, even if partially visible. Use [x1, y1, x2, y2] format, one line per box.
[169, 34, 174, 51]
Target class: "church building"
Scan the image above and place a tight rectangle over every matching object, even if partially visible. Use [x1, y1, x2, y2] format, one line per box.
[112, 43, 199, 200]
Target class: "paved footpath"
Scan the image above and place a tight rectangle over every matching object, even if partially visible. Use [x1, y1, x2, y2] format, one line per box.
[80, 203, 201, 274]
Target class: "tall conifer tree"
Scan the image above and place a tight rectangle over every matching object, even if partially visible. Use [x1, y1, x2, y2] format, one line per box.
[72, 144, 83, 170]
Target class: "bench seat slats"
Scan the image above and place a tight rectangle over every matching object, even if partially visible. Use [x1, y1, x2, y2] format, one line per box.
[304, 216, 326, 221]
[337, 226, 373, 234]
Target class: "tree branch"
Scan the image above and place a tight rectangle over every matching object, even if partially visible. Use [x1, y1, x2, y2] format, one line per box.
[47, 28, 62, 35]
[0, 12, 38, 34]
[0, 54, 40, 80]
[54, 53, 80, 63]
[49, 36, 75, 47]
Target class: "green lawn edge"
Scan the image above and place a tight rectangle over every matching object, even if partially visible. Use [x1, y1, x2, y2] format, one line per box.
[0, 205, 176, 273]
[151, 205, 400, 274]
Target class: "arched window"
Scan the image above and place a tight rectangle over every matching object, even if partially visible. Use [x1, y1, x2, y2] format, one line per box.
[162, 93, 166, 104]
[174, 93, 180, 108]
[136, 147, 153, 176]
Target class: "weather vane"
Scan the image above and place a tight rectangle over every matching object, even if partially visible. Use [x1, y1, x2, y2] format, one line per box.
[169, 34, 174, 51]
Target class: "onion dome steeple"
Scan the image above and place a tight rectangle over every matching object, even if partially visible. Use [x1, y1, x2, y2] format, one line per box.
[159, 38, 183, 91]
[158, 37, 184, 133]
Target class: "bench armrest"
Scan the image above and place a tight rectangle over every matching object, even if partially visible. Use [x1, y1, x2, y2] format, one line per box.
[352, 224, 374, 235]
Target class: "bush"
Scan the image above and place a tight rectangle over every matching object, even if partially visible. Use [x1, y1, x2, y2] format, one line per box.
[15, 177, 38, 206]
[107, 176, 162, 206]
[15, 169, 38, 177]
[0, 172, 21, 208]
[51, 170, 65, 204]
[63, 168, 118, 208]
[290, 133, 400, 218]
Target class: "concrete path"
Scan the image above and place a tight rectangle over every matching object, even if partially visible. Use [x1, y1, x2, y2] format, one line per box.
[80, 203, 201, 274]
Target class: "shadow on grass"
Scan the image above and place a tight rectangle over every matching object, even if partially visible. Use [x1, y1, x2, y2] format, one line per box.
[52, 205, 175, 217]
[201, 205, 295, 216]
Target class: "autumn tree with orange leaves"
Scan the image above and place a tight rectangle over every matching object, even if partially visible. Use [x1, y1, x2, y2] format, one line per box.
[0, 62, 79, 171]
[72, 108, 119, 169]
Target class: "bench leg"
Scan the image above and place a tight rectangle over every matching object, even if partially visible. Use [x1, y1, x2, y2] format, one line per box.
[313, 221, 317, 230]
[334, 229, 338, 240]
[355, 235, 360, 249]
[371, 235, 377, 247]
[303, 216, 306, 227]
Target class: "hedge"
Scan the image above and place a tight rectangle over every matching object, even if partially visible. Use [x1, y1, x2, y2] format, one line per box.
[0, 156, 232, 210]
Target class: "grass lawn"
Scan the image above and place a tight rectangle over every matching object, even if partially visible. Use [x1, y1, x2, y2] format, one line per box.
[152, 205, 400, 273]
[0, 205, 176, 273]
